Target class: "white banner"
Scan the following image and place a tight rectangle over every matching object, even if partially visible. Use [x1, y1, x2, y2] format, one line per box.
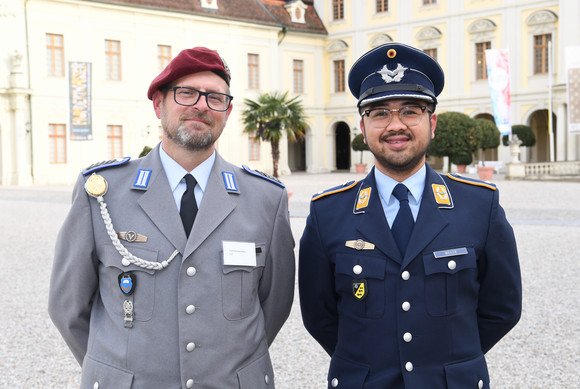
[485, 49, 511, 135]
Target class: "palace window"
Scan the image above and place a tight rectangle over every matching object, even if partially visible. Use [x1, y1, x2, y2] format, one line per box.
[46, 33, 64, 77]
[49, 124, 67, 164]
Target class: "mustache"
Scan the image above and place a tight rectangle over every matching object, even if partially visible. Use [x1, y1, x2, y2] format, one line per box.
[381, 131, 411, 141]
[180, 113, 213, 124]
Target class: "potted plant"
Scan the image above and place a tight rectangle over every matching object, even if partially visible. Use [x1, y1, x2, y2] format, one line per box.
[502, 124, 536, 148]
[473, 118, 500, 181]
[351, 133, 370, 173]
[428, 112, 479, 173]
[450, 150, 473, 173]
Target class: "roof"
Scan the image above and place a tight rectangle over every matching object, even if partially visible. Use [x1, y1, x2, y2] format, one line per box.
[86, 0, 327, 34]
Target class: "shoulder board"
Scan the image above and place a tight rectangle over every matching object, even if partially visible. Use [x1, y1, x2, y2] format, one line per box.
[312, 180, 359, 201]
[242, 165, 285, 188]
[446, 173, 496, 191]
[82, 157, 131, 176]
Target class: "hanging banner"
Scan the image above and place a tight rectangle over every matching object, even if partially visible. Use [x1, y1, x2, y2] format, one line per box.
[69, 62, 93, 140]
[566, 46, 580, 134]
[485, 49, 511, 135]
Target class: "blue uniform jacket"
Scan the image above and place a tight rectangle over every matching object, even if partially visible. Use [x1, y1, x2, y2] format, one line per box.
[298, 164, 521, 389]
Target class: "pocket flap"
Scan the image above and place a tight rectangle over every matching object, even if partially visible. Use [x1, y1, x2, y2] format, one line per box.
[81, 356, 134, 389]
[444, 354, 489, 389]
[423, 247, 476, 275]
[327, 354, 369, 388]
[103, 243, 158, 275]
[335, 254, 386, 280]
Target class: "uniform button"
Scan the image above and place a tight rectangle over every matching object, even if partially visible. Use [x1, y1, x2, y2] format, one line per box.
[401, 271, 410, 280]
[331, 377, 339, 387]
[353, 265, 362, 275]
[402, 301, 411, 311]
[93, 383, 99, 389]
[187, 267, 197, 276]
[448, 260, 457, 270]
[478, 379, 484, 389]
[405, 362, 413, 372]
[186, 305, 196, 314]
[186, 378, 194, 388]
[403, 332, 412, 342]
[264, 374, 270, 385]
[186, 342, 196, 352]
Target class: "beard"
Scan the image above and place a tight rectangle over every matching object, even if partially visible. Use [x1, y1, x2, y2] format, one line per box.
[367, 131, 431, 175]
[163, 114, 216, 151]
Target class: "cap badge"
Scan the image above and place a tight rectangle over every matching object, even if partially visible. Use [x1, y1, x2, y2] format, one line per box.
[379, 64, 407, 84]
[219, 55, 231, 79]
[387, 48, 397, 58]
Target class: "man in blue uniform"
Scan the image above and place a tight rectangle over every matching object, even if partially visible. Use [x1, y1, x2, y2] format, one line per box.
[298, 43, 522, 388]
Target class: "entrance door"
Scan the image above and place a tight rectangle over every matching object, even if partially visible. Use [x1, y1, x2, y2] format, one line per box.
[335, 122, 351, 170]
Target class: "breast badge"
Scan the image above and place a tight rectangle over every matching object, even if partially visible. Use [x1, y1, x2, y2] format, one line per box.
[118, 272, 136, 295]
[345, 239, 375, 251]
[117, 231, 148, 243]
[352, 279, 368, 301]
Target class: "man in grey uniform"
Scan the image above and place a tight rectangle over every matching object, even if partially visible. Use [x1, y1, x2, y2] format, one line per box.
[49, 47, 295, 389]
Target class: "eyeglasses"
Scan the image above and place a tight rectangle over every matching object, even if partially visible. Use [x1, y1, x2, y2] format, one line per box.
[362, 105, 432, 127]
[171, 86, 233, 112]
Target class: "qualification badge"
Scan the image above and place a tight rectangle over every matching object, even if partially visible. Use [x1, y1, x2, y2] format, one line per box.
[118, 272, 136, 295]
[352, 279, 368, 301]
[85, 173, 108, 198]
[355, 187, 371, 211]
[432, 184, 451, 205]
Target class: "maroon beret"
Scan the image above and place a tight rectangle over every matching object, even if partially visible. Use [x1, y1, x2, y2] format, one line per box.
[147, 47, 231, 100]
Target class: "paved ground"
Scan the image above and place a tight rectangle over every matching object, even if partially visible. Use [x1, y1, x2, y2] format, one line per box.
[0, 171, 579, 388]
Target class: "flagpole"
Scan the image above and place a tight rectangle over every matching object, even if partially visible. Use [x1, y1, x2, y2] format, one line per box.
[548, 40, 554, 162]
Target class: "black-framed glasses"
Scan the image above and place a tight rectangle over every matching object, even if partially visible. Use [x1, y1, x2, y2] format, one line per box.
[362, 105, 432, 127]
[171, 86, 233, 112]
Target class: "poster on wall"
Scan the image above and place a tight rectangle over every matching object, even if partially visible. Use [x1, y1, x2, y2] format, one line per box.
[485, 49, 511, 136]
[566, 46, 580, 134]
[69, 61, 93, 140]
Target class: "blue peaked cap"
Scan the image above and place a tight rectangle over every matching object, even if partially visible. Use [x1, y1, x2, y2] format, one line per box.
[348, 43, 444, 108]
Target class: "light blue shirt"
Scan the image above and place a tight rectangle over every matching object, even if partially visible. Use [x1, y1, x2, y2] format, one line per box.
[375, 165, 426, 227]
[159, 145, 215, 211]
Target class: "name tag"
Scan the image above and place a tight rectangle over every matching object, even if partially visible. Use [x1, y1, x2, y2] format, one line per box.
[433, 247, 468, 259]
[223, 241, 256, 266]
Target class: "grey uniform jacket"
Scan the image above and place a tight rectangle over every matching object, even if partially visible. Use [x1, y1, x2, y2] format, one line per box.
[48, 145, 295, 389]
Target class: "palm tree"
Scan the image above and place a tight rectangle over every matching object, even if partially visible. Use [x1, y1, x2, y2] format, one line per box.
[241, 91, 308, 177]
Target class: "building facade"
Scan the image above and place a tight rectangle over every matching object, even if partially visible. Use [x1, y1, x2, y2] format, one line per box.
[315, 0, 580, 172]
[1, 0, 579, 185]
[0, 0, 327, 185]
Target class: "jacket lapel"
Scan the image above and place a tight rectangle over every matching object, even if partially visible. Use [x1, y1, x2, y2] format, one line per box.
[135, 144, 187, 252]
[354, 170, 403, 264]
[183, 154, 237, 259]
[401, 165, 450, 269]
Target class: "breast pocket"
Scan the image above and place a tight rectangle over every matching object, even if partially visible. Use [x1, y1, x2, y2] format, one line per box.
[100, 243, 157, 321]
[221, 244, 266, 320]
[422, 247, 477, 317]
[334, 253, 386, 318]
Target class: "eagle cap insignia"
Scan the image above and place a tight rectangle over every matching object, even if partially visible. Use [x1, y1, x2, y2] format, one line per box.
[379, 63, 407, 84]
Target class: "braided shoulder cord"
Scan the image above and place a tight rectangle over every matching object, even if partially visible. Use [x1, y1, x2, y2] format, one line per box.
[96, 195, 179, 271]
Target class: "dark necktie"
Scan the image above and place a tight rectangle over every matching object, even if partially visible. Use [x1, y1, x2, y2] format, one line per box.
[180, 174, 198, 238]
[391, 183, 415, 255]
